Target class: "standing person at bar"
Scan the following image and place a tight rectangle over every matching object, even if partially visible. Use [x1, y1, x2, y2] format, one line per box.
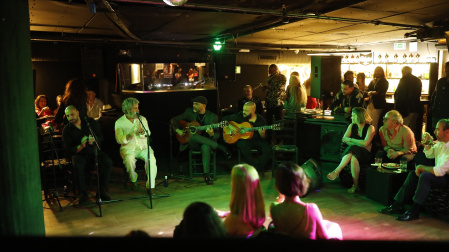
[366, 66, 389, 133]
[379, 119, 449, 221]
[115, 97, 157, 190]
[171, 96, 231, 185]
[222, 101, 272, 177]
[430, 61, 449, 132]
[237, 85, 264, 116]
[394, 66, 422, 138]
[63, 105, 112, 205]
[263, 64, 287, 125]
[54, 78, 88, 126]
[283, 75, 307, 119]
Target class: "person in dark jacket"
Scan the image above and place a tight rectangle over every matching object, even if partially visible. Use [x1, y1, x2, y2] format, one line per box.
[366, 66, 389, 133]
[394, 66, 422, 139]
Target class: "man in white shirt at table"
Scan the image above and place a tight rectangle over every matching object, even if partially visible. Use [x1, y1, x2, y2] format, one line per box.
[379, 118, 449, 221]
[115, 97, 157, 190]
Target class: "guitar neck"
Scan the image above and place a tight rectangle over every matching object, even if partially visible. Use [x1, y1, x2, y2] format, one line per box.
[194, 123, 221, 131]
[246, 125, 275, 132]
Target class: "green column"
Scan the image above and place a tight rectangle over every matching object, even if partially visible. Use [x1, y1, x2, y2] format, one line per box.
[0, 1, 45, 236]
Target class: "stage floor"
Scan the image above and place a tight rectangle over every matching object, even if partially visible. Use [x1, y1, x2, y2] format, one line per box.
[42, 164, 449, 243]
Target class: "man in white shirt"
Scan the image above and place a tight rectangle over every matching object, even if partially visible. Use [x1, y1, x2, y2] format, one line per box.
[86, 87, 104, 119]
[379, 119, 449, 221]
[115, 98, 157, 189]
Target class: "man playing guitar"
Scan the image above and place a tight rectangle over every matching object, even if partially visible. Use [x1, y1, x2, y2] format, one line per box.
[170, 96, 231, 185]
[222, 101, 272, 178]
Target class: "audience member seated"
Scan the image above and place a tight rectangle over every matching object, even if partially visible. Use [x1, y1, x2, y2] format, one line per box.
[220, 164, 266, 238]
[35, 94, 53, 127]
[379, 119, 449, 221]
[283, 75, 307, 119]
[237, 85, 264, 116]
[326, 107, 375, 193]
[86, 86, 104, 120]
[270, 162, 343, 240]
[329, 80, 364, 117]
[173, 201, 228, 239]
[377, 110, 417, 166]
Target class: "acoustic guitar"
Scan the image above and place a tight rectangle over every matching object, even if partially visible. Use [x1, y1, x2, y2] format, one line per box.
[175, 120, 229, 144]
[222, 121, 282, 144]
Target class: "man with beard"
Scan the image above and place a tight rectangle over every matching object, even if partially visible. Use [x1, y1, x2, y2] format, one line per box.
[171, 96, 231, 185]
[222, 101, 272, 177]
[63, 105, 112, 205]
[115, 97, 157, 190]
[379, 119, 449, 221]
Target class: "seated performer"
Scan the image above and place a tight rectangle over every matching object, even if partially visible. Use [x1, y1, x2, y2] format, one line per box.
[379, 119, 449, 221]
[115, 97, 157, 190]
[222, 101, 272, 177]
[171, 96, 231, 185]
[62, 105, 112, 205]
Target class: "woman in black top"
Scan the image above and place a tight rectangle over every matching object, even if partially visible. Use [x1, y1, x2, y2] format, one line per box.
[326, 107, 376, 193]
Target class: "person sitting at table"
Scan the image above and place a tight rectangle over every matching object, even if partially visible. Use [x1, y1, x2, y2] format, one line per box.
[283, 75, 307, 119]
[35, 94, 54, 128]
[377, 110, 417, 165]
[379, 119, 449, 221]
[35, 94, 53, 118]
[329, 80, 364, 117]
[326, 107, 375, 193]
[86, 86, 104, 120]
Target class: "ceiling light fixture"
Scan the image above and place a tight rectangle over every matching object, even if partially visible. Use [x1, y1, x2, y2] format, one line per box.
[307, 50, 371, 56]
[163, 0, 188, 6]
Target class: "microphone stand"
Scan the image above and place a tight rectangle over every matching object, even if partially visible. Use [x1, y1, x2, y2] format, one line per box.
[84, 117, 103, 217]
[136, 114, 169, 209]
[45, 123, 63, 211]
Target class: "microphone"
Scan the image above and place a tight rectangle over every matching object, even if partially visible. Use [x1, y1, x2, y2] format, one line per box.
[84, 117, 90, 125]
[135, 112, 141, 117]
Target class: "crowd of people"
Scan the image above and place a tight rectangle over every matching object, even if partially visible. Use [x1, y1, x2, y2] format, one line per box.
[36, 61, 449, 239]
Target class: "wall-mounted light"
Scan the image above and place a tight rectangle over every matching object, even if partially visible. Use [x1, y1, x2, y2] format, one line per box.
[163, 0, 188, 6]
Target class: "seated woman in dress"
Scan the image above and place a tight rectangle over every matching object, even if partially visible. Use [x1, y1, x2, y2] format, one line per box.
[221, 164, 266, 238]
[283, 75, 307, 118]
[326, 107, 375, 193]
[270, 162, 343, 240]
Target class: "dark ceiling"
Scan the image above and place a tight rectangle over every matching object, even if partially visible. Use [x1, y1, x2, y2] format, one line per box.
[29, 0, 449, 51]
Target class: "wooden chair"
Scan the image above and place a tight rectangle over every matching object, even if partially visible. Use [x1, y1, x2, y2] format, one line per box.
[189, 149, 217, 180]
[271, 115, 299, 176]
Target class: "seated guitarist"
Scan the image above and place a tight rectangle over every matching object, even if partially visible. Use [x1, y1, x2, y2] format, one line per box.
[222, 101, 272, 178]
[170, 96, 231, 185]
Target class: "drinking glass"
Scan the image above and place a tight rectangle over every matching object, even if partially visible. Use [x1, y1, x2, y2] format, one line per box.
[375, 157, 382, 169]
[400, 160, 408, 172]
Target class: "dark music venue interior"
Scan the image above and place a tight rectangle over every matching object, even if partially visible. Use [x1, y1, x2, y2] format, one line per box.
[2, 0, 449, 249]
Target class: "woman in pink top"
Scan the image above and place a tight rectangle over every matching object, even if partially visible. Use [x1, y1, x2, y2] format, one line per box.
[270, 163, 343, 240]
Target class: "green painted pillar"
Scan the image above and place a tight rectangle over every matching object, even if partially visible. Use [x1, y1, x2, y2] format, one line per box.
[0, 1, 45, 235]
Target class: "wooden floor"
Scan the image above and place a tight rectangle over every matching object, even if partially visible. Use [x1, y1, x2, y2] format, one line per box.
[41, 156, 449, 247]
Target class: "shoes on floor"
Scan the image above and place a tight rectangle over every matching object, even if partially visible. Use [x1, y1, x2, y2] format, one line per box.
[217, 145, 232, 159]
[396, 210, 419, 221]
[204, 175, 214, 185]
[379, 205, 405, 215]
[347, 185, 359, 193]
[327, 170, 340, 181]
